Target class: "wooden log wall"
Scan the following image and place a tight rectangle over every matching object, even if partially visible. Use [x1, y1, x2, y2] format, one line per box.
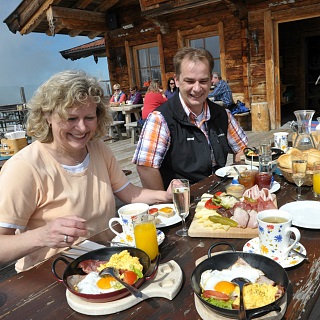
[105, 0, 320, 130]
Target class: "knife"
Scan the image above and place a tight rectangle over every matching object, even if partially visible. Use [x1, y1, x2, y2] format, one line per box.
[207, 173, 230, 193]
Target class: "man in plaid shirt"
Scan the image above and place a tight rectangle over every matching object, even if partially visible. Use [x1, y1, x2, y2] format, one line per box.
[208, 72, 234, 108]
[132, 48, 248, 190]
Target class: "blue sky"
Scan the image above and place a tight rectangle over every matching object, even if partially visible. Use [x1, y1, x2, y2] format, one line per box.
[0, 1, 109, 104]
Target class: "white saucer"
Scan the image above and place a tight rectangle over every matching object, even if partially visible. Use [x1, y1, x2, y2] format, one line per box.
[243, 237, 306, 268]
[111, 229, 165, 247]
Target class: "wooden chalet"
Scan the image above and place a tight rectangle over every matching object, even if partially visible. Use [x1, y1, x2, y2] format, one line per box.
[4, 0, 320, 131]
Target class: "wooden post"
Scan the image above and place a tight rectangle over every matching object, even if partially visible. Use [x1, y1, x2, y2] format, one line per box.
[251, 102, 270, 131]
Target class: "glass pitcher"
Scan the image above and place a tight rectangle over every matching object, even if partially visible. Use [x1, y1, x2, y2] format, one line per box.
[292, 110, 316, 150]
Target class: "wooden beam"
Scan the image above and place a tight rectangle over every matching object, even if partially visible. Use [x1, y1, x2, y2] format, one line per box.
[224, 0, 247, 20]
[96, 0, 121, 12]
[264, 10, 275, 130]
[45, 6, 107, 35]
[158, 34, 166, 86]
[125, 40, 133, 87]
[19, 0, 55, 35]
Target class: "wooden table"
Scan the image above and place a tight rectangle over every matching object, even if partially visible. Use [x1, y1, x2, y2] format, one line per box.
[110, 104, 143, 137]
[1, 173, 320, 319]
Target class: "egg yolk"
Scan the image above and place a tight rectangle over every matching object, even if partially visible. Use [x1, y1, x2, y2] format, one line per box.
[214, 281, 236, 295]
[97, 276, 116, 289]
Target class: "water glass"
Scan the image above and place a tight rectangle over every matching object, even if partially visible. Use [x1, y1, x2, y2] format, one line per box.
[172, 179, 190, 237]
[259, 139, 272, 173]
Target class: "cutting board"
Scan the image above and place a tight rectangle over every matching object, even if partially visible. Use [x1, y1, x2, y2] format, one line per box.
[194, 255, 287, 319]
[66, 260, 182, 315]
[188, 193, 262, 239]
[188, 221, 258, 239]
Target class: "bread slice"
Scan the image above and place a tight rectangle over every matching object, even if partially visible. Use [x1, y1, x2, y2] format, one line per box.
[158, 206, 175, 218]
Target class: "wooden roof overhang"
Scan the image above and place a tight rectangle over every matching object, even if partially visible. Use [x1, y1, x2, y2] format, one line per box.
[60, 38, 106, 61]
[4, 0, 248, 39]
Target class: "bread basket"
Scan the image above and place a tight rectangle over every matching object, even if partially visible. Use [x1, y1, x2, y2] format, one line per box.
[278, 166, 313, 186]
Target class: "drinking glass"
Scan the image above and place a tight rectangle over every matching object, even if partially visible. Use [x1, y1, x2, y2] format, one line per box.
[313, 161, 320, 197]
[292, 156, 307, 200]
[172, 179, 190, 237]
[133, 214, 159, 261]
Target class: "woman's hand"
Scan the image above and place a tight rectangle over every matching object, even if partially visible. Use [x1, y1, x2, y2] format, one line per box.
[37, 215, 88, 248]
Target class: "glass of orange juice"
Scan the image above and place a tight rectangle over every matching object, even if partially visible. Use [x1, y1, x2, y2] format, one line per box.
[133, 214, 159, 261]
[313, 161, 320, 197]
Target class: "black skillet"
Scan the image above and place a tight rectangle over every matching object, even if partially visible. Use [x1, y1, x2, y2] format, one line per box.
[52, 246, 159, 302]
[191, 242, 289, 319]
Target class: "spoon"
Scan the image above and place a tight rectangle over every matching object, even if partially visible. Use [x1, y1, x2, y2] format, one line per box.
[232, 277, 251, 320]
[99, 267, 142, 298]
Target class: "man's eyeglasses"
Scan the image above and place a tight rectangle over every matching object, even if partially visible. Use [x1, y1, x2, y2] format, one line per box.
[130, 89, 135, 91]
[115, 89, 120, 91]
[213, 77, 218, 79]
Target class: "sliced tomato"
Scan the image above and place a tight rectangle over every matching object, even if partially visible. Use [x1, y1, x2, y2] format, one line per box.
[202, 290, 230, 301]
[204, 199, 221, 210]
[215, 191, 223, 196]
[123, 270, 138, 285]
[149, 208, 158, 215]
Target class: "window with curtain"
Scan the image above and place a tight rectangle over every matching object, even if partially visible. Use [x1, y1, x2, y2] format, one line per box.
[189, 36, 221, 73]
[133, 43, 161, 88]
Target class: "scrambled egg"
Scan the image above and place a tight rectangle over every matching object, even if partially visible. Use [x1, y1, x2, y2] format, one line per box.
[96, 250, 143, 273]
[233, 283, 278, 309]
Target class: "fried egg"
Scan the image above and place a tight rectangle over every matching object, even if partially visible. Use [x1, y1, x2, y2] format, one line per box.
[77, 272, 119, 294]
[200, 264, 264, 295]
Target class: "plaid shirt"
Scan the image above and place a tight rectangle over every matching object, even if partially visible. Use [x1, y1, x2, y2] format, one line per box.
[132, 98, 248, 168]
[208, 80, 233, 107]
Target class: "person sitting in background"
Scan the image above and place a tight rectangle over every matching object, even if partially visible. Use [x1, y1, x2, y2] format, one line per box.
[164, 77, 177, 99]
[141, 81, 167, 120]
[208, 72, 234, 109]
[127, 85, 143, 104]
[110, 83, 126, 121]
[0, 70, 172, 272]
[132, 47, 248, 190]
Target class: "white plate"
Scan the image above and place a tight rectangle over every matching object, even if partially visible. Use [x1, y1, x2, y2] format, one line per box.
[62, 240, 106, 258]
[112, 229, 165, 247]
[215, 165, 258, 178]
[270, 181, 280, 193]
[243, 237, 306, 268]
[149, 203, 189, 228]
[280, 201, 320, 229]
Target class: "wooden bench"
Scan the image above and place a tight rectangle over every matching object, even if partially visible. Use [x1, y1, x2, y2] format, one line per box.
[124, 122, 141, 144]
[109, 121, 124, 140]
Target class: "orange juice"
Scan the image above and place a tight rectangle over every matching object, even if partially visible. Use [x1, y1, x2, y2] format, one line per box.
[134, 221, 159, 260]
[313, 172, 320, 195]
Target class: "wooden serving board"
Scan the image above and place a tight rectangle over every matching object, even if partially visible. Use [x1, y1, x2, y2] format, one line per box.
[188, 220, 258, 239]
[66, 260, 182, 315]
[188, 193, 262, 239]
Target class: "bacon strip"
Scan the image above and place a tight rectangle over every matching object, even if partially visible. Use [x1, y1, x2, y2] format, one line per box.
[78, 259, 109, 273]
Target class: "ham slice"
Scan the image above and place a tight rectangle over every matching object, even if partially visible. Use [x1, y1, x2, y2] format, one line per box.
[78, 259, 109, 273]
[233, 207, 250, 228]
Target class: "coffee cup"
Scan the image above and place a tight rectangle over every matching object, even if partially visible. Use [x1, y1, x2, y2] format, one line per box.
[109, 203, 149, 245]
[257, 209, 301, 261]
[274, 132, 289, 152]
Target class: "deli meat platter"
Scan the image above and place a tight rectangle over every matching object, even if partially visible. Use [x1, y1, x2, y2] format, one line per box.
[188, 189, 276, 239]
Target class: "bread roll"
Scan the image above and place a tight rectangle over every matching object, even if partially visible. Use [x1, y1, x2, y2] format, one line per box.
[306, 150, 320, 169]
[277, 153, 292, 169]
[286, 148, 302, 157]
